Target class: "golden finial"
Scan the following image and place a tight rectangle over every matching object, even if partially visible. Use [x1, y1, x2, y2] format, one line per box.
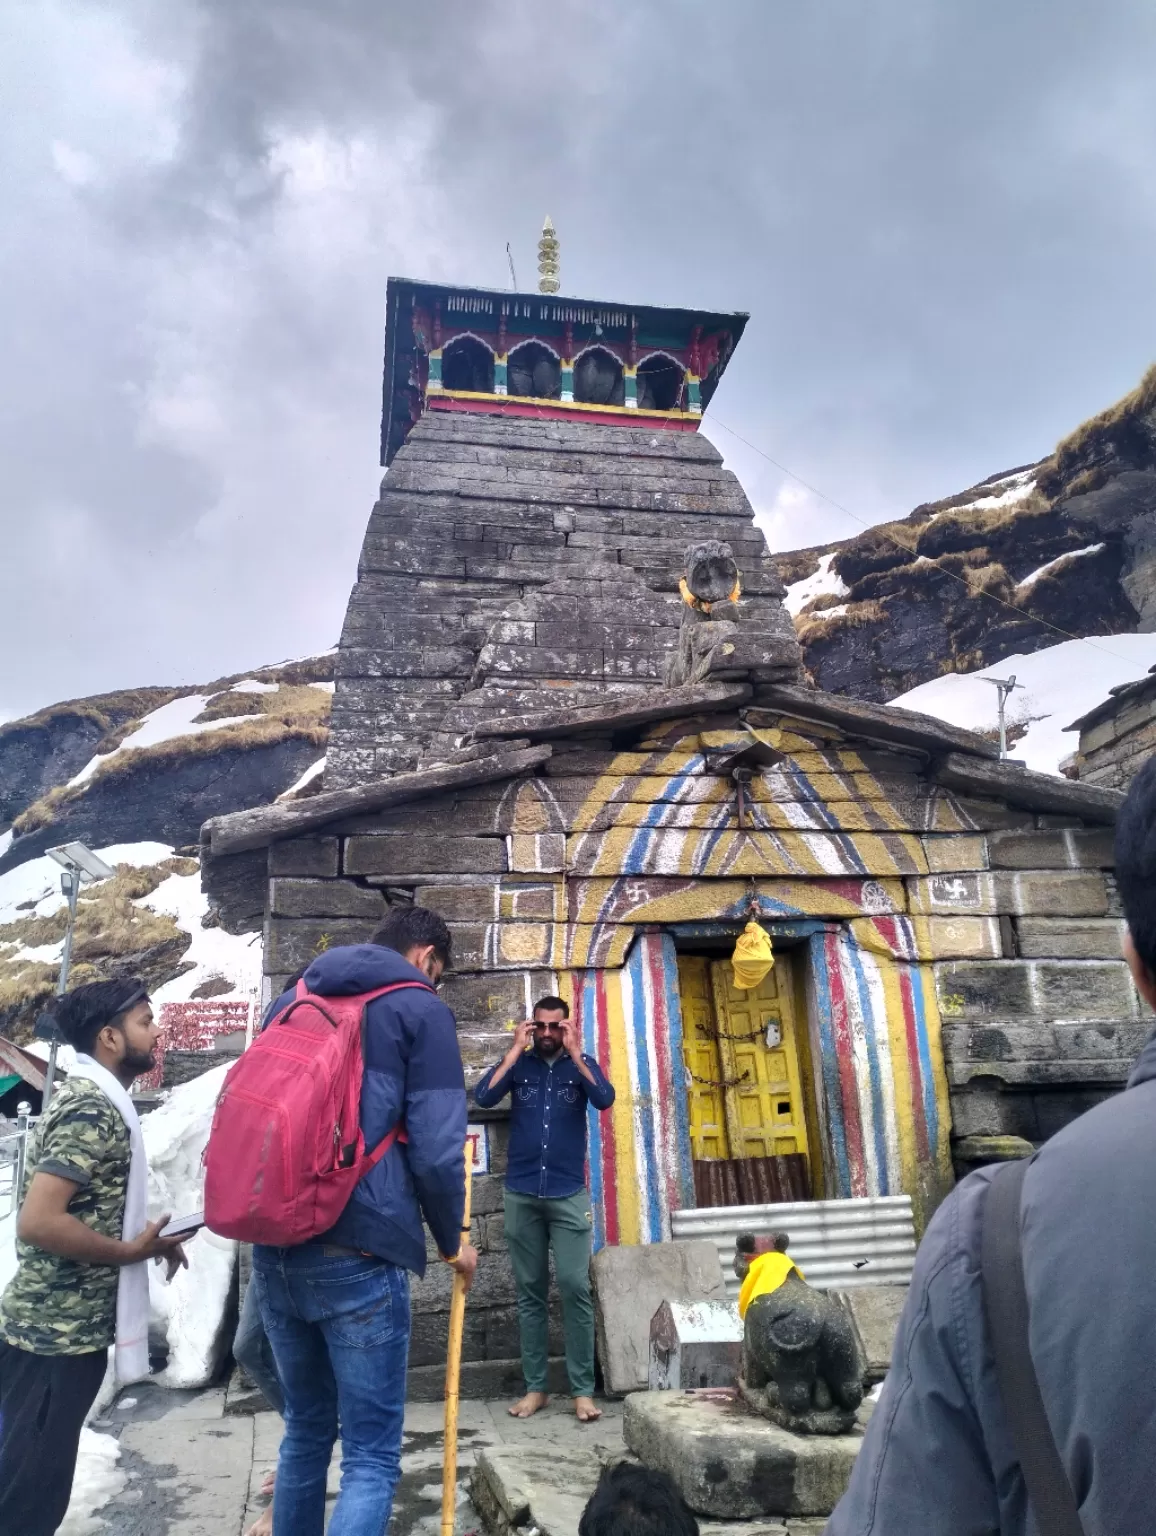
[537, 215, 560, 294]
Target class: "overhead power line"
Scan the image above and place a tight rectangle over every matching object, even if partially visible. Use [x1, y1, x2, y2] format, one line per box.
[704, 409, 1134, 664]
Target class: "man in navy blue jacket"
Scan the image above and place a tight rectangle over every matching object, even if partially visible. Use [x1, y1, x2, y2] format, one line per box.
[252, 906, 476, 1536]
[474, 995, 614, 1423]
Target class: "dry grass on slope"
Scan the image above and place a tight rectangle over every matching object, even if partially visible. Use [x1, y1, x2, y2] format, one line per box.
[12, 712, 330, 834]
[795, 599, 887, 645]
[0, 688, 180, 743]
[193, 682, 331, 727]
[0, 859, 195, 1012]
[1037, 363, 1156, 498]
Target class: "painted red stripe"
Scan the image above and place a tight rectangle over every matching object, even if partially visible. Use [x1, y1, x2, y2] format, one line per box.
[644, 935, 677, 1223]
[594, 970, 620, 1246]
[897, 965, 931, 1162]
[825, 931, 869, 1197]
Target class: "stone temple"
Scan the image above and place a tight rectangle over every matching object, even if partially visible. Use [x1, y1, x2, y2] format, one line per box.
[202, 260, 1134, 1414]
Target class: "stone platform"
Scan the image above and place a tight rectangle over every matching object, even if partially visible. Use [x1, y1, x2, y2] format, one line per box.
[622, 1391, 869, 1520]
[470, 1444, 829, 1536]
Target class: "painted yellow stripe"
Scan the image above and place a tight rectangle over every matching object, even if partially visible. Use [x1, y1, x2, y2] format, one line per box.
[603, 970, 642, 1247]
[878, 957, 920, 1200]
[917, 964, 953, 1176]
[431, 387, 701, 422]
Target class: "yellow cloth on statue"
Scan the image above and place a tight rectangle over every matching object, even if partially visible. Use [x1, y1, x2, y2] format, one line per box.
[738, 1251, 804, 1319]
[731, 921, 774, 990]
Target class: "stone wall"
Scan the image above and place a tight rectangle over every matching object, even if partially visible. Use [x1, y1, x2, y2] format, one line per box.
[1069, 673, 1156, 791]
[328, 411, 801, 787]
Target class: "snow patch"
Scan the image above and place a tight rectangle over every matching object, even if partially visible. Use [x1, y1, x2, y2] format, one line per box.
[230, 678, 279, 694]
[890, 634, 1156, 776]
[310, 680, 336, 694]
[278, 755, 326, 800]
[58, 1429, 125, 1535]
[2, 842, 259, 1007]
[953, 471, 1036, 514]
[68, 696, 255, 786]
[0, 841, 173, 926]
[144, 1063, 237, 1388]
[1016, 543, 1105, 593]
[140, 870, 262, 1005]
[784, 554, 851, 616]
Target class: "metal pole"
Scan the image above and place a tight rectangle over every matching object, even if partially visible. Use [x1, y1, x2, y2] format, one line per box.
[42, 868, 81, 1113]
[14, 1103, 32, 1210]
[997, 686, 1008, 761]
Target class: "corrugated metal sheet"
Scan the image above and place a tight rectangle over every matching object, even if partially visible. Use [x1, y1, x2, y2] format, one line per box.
[692, 1154, 810, 1209]
[672, 1195, 916, 1296]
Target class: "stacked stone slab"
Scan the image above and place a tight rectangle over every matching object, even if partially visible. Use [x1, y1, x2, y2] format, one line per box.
[1066, 666, 1156, 790]
[329, 411, 802, 787]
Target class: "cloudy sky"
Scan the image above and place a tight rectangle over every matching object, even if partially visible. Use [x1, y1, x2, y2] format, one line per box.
[4, 1, 1156, 720]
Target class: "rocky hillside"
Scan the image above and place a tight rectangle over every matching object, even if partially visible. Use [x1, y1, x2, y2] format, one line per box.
[774, 365, 1156, 702]
[0, 657, 332, 1041]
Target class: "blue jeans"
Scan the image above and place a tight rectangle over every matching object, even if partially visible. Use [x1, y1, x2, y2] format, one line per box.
[234, 1273, 285, 1415]
[252, 1247, 411, 1536]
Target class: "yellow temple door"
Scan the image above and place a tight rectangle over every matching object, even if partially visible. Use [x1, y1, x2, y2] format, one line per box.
[677, 953, 811, 1204]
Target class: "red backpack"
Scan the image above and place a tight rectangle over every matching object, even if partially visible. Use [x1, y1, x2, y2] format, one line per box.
[203, 979, 428, 1245]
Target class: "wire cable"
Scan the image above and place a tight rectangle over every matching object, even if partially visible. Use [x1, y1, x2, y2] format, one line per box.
[704, 409, 1135, 663]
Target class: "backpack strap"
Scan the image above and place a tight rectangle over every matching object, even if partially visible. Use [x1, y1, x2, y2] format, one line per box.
[981, 1158, 1084, 1536]
[355, 981, 430, 1162]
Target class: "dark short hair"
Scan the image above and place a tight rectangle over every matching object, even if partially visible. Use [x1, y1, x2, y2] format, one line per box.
[579, 1463, 699, 1536]
[54, 979, 150, 1056]
[1115, 755, 1156, 974]
[532, 994, 569, 1018]
[371, 905, 452, 968]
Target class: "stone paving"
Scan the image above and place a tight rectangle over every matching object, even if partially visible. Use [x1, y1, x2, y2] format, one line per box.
[86, 1382, 629, 1535]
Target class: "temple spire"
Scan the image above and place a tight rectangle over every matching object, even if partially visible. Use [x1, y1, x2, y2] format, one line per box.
[537, 215, 560, 295]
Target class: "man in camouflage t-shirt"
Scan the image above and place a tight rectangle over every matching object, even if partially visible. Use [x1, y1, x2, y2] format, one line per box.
[0, 980, 186, 1536]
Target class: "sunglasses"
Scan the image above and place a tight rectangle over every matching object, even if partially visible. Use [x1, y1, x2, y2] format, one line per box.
[532, 1021, 565, 1031]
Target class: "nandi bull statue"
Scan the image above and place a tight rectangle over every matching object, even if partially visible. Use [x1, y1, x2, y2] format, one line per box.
[734, 1232, 866, 1435]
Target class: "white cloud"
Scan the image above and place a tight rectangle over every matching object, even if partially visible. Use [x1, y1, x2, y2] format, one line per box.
[50, 140, 99, 187]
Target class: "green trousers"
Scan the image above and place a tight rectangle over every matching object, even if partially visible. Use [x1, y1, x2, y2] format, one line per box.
[503, 1188, 595, 1397]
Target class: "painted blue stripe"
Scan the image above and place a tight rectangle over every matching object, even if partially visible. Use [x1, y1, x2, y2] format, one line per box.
[900, 919, 940, 1152]
[619, 756, 708, 873]
[658, 932, 696, 1213]
[778, 765, 840, 824]
[843, 936, 892, 1194]
[580, 970, 606, 1252]
[805, 933, 853, 1197]
[627, 940, 663, 1243]
[690, 801, 734, 873]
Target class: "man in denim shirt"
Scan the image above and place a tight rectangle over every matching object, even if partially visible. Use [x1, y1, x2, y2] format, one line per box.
[474, 995, 614, 1422]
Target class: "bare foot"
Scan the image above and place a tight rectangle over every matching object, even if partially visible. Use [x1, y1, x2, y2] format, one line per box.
[260, 1470, 275, 1498]
[508, 1391, 549, 1418]
[575, 1395, 602, 1422]
[245, 1506, 273, 1536]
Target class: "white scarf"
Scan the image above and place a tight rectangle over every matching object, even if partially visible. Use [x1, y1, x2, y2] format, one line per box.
[69, 1054, 151, 1385]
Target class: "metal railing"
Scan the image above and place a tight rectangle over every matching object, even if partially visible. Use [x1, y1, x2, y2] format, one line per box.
[672, 1195, 917, 1297]
[0, 1108, 36, 1218]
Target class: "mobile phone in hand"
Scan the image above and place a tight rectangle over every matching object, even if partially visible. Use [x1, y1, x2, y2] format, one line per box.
[160, 1211, 203, 1240]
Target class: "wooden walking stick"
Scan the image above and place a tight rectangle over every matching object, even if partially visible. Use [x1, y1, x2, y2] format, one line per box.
[441, 1140, 474, 1536]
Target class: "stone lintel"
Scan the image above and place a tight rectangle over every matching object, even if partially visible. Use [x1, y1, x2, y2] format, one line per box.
[202, 744, 552, 855]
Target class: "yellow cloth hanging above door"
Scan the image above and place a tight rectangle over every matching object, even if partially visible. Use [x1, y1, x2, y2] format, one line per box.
[731, 921, 774, 990]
